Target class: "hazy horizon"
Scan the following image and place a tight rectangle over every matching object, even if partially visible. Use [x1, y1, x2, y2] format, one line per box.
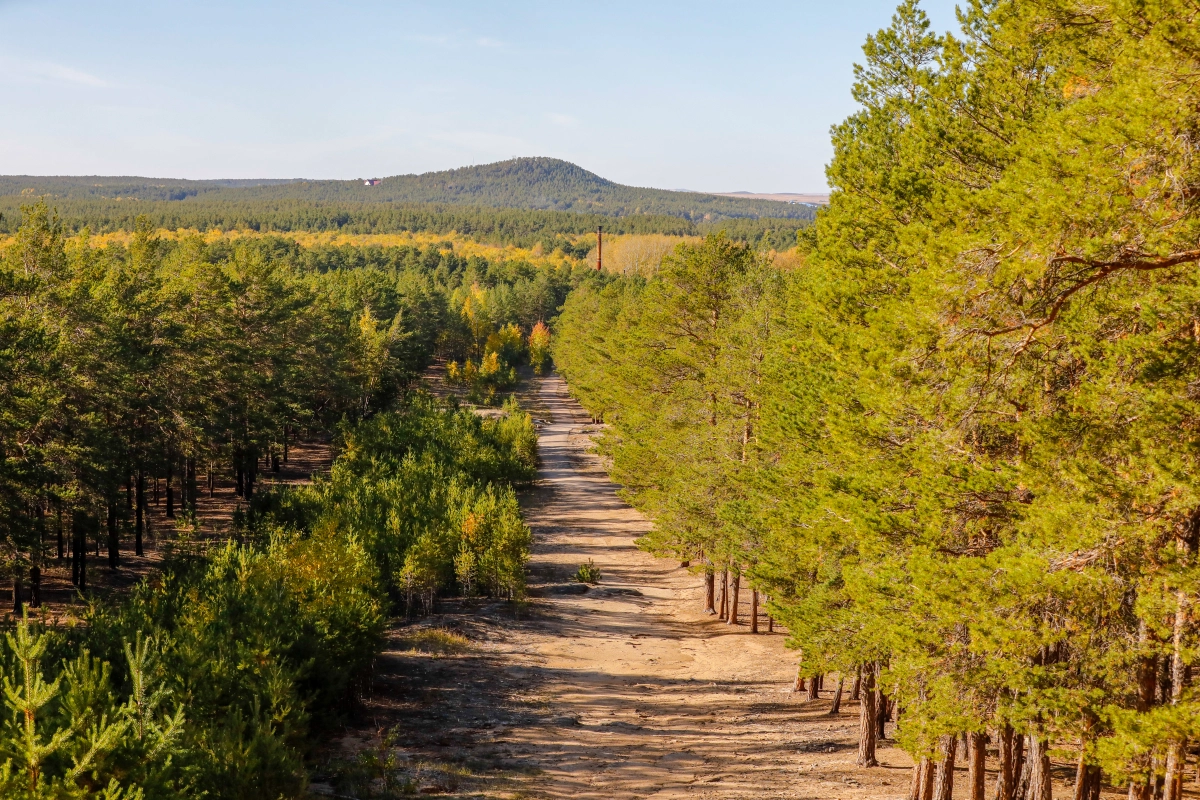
[0, 0, 959, 193]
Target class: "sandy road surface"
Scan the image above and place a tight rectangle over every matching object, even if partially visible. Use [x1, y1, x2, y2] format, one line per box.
[500, 374, 916, 799]
[340, 374, 923, 799]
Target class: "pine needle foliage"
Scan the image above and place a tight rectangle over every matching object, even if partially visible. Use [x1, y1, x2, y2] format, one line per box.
[555, 0, 1200, 792]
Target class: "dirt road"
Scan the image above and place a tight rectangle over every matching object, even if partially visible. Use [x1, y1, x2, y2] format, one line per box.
[495, 374, 916, 798]
[338, 374, 922, 799]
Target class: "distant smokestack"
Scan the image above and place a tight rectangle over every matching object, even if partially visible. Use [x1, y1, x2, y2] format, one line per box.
[597, 226, 602, 272]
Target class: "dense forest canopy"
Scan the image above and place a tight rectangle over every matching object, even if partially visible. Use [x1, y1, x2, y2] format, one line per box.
[553, 0, 1200, 798]
[0, 198, 808, 251]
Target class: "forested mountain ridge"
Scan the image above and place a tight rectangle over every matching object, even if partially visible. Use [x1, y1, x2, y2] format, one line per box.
[0, 157, 814, 222]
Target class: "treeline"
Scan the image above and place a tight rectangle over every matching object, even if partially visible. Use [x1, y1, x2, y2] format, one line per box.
[0, 197, 808, 251]
[554, 1, 1200, 799]
[0, 157, 816, 223]
[0, 202, 578, 592]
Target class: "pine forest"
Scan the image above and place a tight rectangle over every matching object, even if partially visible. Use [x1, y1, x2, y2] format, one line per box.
[2, 0, 1199, 798]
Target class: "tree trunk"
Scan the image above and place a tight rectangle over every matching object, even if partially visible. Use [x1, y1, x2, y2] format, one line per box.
[135, 471, 145, 556]
[1085, 764, 1102, 800]
[235, 451, 244, 498]
[968, 732, 986, 800]
[876, 682, 888, 740]
[718, 569, 728, 620]
[1164, 588, 1189, 800]
[1128, 619, 1158, 800]
[911, 756, 935, 800]
[1074, 751, 1091, 800]
[70, 511, 81, 586]
[851, 666, 862, 701]
[56, 504, 64, 561]
[106, 501, 119, 569]
[751, 590, 759, 633]
[829, 677, 845, 714]
[792, 663, 805, 697]
[1028, 736, 1052, 800]
[857, 663, 878, 767]
[245, 451, 255, 500]
[165, 460, 175, 518]
[808, 672, 821, 701]
[283, 425, 289, 462]
[768, 613, 774, 633]
[728, 571, 740, 625]
[28, 566, 40, 609]
[704, 566, 716, 614]
[126, 472, 134, 510]
[932, 734, 958, 800]
[182, 456, 191, 512]
[76, 515, 87, 591]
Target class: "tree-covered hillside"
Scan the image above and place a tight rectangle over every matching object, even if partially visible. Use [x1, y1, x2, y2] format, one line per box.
[0, 158, 814, 223]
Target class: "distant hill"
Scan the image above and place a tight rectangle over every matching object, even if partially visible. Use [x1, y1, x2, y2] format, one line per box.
[0, 158, 813, 223]
[714, 191, 830, 205]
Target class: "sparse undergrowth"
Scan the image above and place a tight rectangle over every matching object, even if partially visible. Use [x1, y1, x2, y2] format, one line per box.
[395, 628, 474, 656]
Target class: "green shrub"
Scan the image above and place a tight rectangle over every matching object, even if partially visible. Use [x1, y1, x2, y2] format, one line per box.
[573, 560, 601, 584]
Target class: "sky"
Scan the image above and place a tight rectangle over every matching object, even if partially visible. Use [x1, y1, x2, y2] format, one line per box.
[0, 0, 961, 192]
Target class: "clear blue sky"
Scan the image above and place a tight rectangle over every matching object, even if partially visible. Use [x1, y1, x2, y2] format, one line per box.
[0, 0, 960, 191]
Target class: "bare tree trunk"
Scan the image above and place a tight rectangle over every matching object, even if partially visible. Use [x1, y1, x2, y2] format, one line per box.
[135, 471, 145, 556]
[808, 672, 820, 701]
[106, 501, 119, 569]
[718, 569, 728, 620]
[165, 459, 175, 518]
[1075, 751, 1089, 800]
[728, 570, 740, 625]
[1028, 736, 1052, 800]
[1130, 619, 1158, 800]
[791, 662, 805, 697]
[1086, 764, 1102, 800]
[851, 666, 862, 701]
[186, 456, 197, 512]
[28, 566, 40, 609]
[829, 677, 845, 714]
[751, 589, 759, 633]
[876, 685, 888, 740]
[932, 734, 958, 800]
[56, 503, 64, 561]
[969, 732, 986, 800]
[857, 663, 878, 767]
[77, 515, 87, 591]
[11, 572, 22, 615]
[704, 567, 716, 614]
[911, 756, 935, 800]
[1164, 588, 1189, 800]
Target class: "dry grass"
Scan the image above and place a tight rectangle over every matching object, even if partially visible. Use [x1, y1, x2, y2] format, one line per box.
[396, 628, 473, 656]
